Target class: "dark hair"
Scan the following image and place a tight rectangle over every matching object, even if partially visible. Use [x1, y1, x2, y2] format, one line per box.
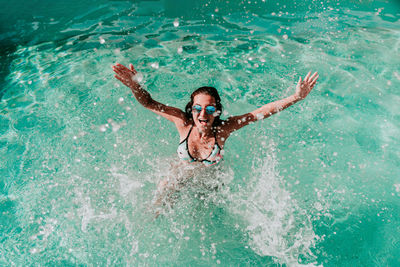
[185, 86, 223, 127]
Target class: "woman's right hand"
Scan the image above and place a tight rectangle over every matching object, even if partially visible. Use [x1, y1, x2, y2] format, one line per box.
[112, 63, 141, 90]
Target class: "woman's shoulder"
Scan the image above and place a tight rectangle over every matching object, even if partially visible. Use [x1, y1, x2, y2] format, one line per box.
[213, 124, 228, 148]
[177, 121, 193, 142]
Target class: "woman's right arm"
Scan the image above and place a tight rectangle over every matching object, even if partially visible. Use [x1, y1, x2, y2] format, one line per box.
[112, 63, 188, 128]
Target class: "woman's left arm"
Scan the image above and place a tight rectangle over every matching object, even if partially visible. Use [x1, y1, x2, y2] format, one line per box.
[220, 71, 319, 137]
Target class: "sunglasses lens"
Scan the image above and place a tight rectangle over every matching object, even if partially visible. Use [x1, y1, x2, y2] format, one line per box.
[193, 105, 202, 112]
[192, 105, 216, 114]
[206, 106, 216, 114]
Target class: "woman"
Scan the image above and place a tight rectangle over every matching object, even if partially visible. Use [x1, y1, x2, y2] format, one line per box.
[112, 63, 318, 167]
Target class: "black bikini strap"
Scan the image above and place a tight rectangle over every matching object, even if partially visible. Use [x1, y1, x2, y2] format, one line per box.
[187, 125, 194, 140]
[179, 125, 194, 144]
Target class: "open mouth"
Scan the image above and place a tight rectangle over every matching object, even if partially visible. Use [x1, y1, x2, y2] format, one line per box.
[199, 119, 208, 125]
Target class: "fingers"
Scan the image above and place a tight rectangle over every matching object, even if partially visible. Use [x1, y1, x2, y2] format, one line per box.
[114, 75, 125, 84]
[304, 72, 318, 89]
[112, 65, 125, 76]
[130, 64, 136, 72]
[304, 71, 311, 82]
[113, 65, 137, 81]
[114, 63, 130, 72]
[303, 71, 319, 85]
[310, 71, 318, 81]
[112, 63, 137, 75]
[310, 76, 318, 87]
[115, 74, 127, 83]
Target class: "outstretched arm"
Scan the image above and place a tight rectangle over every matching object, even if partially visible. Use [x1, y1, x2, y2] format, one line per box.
[220, 71, 319, 138]
[112, 63, 188, 127]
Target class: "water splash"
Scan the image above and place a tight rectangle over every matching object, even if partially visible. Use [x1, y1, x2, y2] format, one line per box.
[227, 141, 319, 265]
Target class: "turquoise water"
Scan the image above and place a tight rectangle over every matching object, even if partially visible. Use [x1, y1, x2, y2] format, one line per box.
[1, 0, 400, 265]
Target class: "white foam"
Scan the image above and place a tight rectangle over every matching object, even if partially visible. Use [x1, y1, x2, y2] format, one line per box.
[394, 184, 400, 193]
[151, 62, 159, 69]
[110, 165, 143, 197]
[132, 72, 143, 83]
[228, 142, 318, 265]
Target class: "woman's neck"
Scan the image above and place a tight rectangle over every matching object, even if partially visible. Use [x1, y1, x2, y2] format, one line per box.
[195, 126, 214, 139]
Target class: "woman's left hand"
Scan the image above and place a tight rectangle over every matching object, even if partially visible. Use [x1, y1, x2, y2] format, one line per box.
[113, 63, 141, 90]
[295, 71, 319, 100]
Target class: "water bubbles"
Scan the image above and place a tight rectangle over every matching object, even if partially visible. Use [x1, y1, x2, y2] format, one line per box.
[173, 18, 179, 27]
[394, 71, 400, 80]
[394, 184, 400, 192]
[30, 248, 39, 254]
[314, 202, 323, 211]
[99, 125, 107, 132]
[375, 8, 384, 16]
[151, 62, 159, 69]
[132, 72, 143, 83]
[32, 22, 39, 31]
[177, 46, 183, 54]
[15, 71, 22, 79]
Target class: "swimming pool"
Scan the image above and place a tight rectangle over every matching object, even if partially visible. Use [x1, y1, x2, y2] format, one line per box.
[1, 0, 399, 265]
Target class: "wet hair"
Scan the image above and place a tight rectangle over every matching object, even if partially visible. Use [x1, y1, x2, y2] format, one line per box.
[185, 86, 223, 127]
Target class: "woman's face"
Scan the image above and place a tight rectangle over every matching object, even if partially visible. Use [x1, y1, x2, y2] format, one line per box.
[192, 93, 217, 131]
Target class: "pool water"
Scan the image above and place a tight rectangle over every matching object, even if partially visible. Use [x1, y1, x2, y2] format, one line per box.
[1, 0, 399, 265]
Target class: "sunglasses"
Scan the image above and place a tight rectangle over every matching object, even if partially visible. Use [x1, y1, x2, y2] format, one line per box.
[192, 105, 216, 115]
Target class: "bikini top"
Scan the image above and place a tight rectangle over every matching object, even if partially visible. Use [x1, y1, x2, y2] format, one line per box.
[177, 126, 223, 166]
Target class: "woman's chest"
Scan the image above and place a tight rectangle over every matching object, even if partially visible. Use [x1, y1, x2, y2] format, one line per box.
[189, 139, 215, 160]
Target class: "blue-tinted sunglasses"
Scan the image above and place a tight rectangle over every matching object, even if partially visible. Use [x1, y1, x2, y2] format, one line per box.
[192, 105, 216, 115]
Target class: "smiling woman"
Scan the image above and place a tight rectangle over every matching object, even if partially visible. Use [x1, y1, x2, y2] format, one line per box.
[179, 89, 223, 166]
[113, 62, 318, 217]
[112, 63, 319, 166]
